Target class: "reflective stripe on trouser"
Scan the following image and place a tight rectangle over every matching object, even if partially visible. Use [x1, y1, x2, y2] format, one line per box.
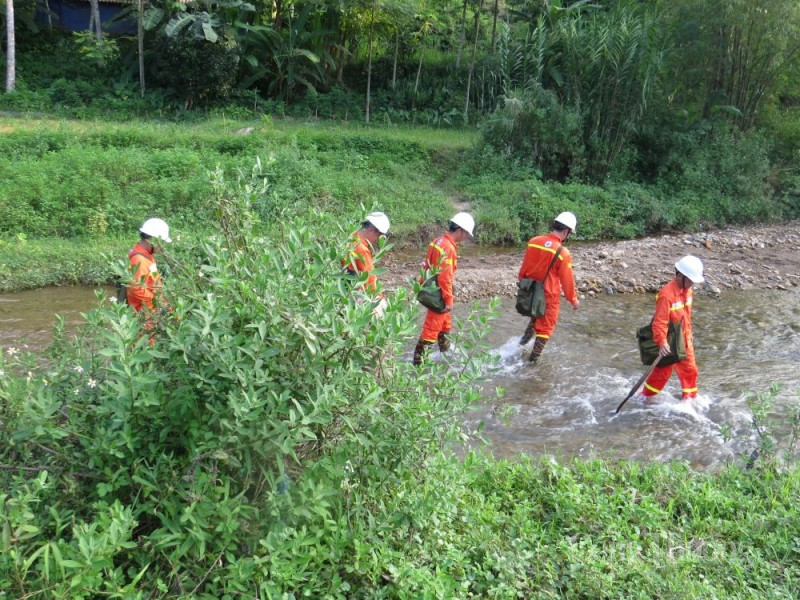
[421, 310, 452, 343]
[642, 356, 698, 399]
[521, 295, 561, 342]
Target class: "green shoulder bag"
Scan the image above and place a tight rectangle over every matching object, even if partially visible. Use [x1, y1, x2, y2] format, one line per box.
[417, 274, 447, 313]
[637, 319, 686, 366]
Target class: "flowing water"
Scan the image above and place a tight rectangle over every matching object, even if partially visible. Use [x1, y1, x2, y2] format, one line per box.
[462, 290, 800, 469]
[0, 287, 110, 350]
[3, 286, 799, 469]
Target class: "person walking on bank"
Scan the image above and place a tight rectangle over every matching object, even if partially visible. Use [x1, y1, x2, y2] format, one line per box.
[126, 218, 171, 313]
[342, 212, 391, 317]
[639, 255, 704, 403]
[413, 212, 475, 366]
[517, 212, 580, 364]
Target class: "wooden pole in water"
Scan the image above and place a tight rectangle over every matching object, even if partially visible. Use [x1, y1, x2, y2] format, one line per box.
[615, 355, 662, 414]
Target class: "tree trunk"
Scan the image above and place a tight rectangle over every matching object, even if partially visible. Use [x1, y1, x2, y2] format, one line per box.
[391, 30, 399, 91]
[44, 0, 52, 30]
[274, 0, 283, 30]
[490, 0, 499, 50]
[456, 0, 467, 69]
[464, 0, 483, 122]
[89, 0, 102, 41]
[365, 7, 375, 123]
[5, 0, 15, 92]
[336, 29, 347, 83]
[138, 0, 145, 97]
[413, 43, 424, 100]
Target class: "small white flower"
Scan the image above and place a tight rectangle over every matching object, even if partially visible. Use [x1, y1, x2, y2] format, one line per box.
[73, 365, 84, 374]
[43, 379, 49, 386]
[87, 379, 97, 389]
[74, 388, 80, 395]
[109, 296, 118, 303]
[6, 347, 18, 356]
[198, 271, 204, 278]
[26, 371, 33, 382]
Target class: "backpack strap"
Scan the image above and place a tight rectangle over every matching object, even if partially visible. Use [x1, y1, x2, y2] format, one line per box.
[542, 244, 563, 280]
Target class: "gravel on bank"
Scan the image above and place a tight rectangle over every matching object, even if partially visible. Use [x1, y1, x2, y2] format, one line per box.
[381, 221, 800, 302]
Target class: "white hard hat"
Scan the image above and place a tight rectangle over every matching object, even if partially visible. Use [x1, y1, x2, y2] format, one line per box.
[450, 212, 475, 237]
[554, 211, 577, 232]
[140, 218, 172, 243]
[675, 255, 704, 283]
[365, 211, 390, 235]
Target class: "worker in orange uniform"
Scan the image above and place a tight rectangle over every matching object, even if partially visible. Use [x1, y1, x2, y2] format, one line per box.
[343, 212, 391, 317]
[126, 218, 171, 312]
[413, 212, 474, 366]
[517, 211, 580, 364]
[640, 255, 704, 403]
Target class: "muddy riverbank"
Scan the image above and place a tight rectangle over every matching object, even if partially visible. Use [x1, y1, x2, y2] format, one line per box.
[382, 220, 800, 301]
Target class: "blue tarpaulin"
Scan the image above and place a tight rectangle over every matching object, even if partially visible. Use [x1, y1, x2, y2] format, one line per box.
[43, 0, 136, 35]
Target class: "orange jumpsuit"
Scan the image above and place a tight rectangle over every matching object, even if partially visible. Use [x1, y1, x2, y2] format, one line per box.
[642, 279, 698, 400]
[517, 233, 577, 339]
[343, 232, 380, 295]
[127, 242, 162, 312]
[420, 232, 458, 343]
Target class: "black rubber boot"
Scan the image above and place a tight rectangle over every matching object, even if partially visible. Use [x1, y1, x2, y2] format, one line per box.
[413, 340, 434, 366]
[529, 337, 548, 364]
[437, 331, 451, 353]
[519, 320, 536, 346]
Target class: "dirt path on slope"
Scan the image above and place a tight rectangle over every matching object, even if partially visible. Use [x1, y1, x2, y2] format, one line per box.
[381, 221, 800, 301]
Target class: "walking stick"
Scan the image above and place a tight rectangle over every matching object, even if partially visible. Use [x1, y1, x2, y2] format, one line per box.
[615, 355, 663, 414]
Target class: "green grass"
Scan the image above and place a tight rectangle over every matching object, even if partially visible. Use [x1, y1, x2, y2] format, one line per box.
[0, 236, 130, 292]
[0, 116, 464, 241]
[0, 116, 480, 290]
[0, 113, 790, 291]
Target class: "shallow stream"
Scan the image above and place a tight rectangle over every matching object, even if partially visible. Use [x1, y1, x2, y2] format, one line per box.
[462, 290, 800, 469]
[2, 286, 799, 469]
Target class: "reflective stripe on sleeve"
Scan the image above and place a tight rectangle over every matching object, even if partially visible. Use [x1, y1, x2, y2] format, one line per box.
[528, 243, 564, 260]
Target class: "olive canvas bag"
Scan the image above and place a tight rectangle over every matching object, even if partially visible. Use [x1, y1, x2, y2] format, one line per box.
[515, 244, 563, 318]
[417, 274, 448, 313]
[636, 318, 686, 366]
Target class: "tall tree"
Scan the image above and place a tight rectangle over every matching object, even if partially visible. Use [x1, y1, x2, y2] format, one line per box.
[490, 0, 498, 49]
[5, 0, 14, 92]
[138, 0, 145, 96]
[554, 3, 664, 181]
[365, 2, 375, 122]
[664, 0, 800, 129]
[88, 0, 103, 41]
[455, 0, 467, 67]
[463, 0, 483, 121]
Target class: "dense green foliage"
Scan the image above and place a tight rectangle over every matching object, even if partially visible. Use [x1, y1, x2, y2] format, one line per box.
[3, 1, 800, 595]
[0, 112, 796, 292]
[0, 117, 459, 240]
[2, 166, 799, 597]
[2, 0, 799, 235]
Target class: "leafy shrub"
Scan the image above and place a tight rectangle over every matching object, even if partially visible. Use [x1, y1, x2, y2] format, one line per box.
[653, 127, 776, 226]
[0, 163, 492, 596]
[150, 30, 240, 108]
[0, 236, 129, 292]
[481, 87, 584, 182]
